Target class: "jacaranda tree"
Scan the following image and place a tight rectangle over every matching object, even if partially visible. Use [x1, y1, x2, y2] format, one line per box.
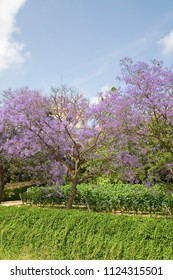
[89, 58, 173, 185]
[1, 86, 120, 208]
[116, 57, 173, 185]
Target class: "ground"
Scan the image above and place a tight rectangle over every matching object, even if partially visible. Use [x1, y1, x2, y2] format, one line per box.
[1, 200, 23, 206]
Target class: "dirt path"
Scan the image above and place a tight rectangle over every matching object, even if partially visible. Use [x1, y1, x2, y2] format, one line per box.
[1, 200, 23, 206]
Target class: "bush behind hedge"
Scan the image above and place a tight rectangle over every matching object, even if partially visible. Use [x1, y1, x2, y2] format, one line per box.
[23, 183, 173, 216]
[2, 184, 32, 201]
[0, 206, 173, 260]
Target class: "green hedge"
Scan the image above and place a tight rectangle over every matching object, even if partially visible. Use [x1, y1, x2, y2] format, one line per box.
[0, 206, 173, 259]
[23, 183, 173, 216]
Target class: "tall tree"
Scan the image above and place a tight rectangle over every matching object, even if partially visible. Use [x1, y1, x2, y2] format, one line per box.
[116, 58, 173, 184]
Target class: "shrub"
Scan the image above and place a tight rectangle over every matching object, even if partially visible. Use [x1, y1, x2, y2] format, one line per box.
[23, 183, 173, 216]
[23, 186, 64, 206]
[2, 184, 32, 201]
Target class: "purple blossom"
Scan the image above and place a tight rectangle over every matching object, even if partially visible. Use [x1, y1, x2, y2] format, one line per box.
[1, 61, 173, 206]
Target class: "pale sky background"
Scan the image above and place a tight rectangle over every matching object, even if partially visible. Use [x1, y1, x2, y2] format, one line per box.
[1, 0, 173, 99]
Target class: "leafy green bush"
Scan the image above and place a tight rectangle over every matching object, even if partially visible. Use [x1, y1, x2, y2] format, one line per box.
[2, 184, 32, 201]
[0, 206, 173, 260]
[23, 182, 173, 216]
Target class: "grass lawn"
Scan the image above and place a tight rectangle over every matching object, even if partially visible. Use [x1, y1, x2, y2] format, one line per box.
[0, 206, 173, 260]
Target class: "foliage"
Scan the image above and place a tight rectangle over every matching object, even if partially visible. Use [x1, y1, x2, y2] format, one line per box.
[115, 58, 173, 184]
[23, 182, 173, 216]
[0, 206, 173, 260]
[2, 59, 173, 207]
[91, 58, 173, 185]
[2, 182, 32, 201]
[22, 185, 63, 205]
[0, 86, 119, 208]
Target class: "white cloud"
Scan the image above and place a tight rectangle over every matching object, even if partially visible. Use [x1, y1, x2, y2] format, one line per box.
[158, 30, 173, 55]
[90, 84, 111, 104]
[0, 0, 29, 72]
[100, 84, 110, 93]
[90, 95, 99, 104]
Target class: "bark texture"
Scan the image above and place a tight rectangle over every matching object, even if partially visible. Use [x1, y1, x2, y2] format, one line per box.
[0, 168, 5, 204]
[66, 181, 78, 209]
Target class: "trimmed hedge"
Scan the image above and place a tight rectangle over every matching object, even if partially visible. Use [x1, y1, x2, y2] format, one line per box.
[0, 206, 173, 259]
[23, 183, 173, 216]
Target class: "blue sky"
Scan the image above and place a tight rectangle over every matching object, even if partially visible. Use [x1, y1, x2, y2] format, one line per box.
[1, 0, 173, 99]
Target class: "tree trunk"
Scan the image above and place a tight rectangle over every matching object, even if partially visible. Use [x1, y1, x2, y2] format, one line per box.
[0, 168, 5, 204]
[66, 181, 78, 209]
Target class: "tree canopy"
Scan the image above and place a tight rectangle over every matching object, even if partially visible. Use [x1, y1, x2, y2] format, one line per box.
[1, 59, 173, 207]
